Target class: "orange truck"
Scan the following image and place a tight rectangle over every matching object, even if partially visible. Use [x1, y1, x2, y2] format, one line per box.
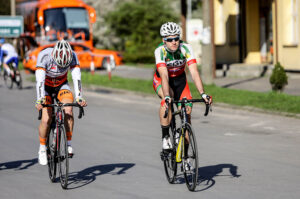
[16, 0, 122, 71]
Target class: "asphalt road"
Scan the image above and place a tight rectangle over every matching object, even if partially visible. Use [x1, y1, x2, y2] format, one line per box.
[0, 74, 300, 199]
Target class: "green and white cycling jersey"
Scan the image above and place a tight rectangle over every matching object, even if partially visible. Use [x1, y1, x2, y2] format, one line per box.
[154, 41, 197, 77]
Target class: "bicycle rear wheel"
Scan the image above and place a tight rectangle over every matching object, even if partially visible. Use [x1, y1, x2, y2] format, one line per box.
[58, 126, 69, 189]
[47, 128, 57, 182]
[183, 123, 198, 191]
[162, 130, 177, 183]
[3, 70, 13, 89]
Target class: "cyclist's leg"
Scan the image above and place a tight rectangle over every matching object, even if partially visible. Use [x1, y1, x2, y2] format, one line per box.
[38, 94, 52, 165]
[10, 57, 19, 75]
[39, 95, 53, 144]
[3, 55, 14, 76]
[57, 83, 74, 147]
[153, 72, 174, 148]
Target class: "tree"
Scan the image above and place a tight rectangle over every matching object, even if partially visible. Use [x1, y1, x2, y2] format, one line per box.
[105, 0, 178, 63]
[0, 0, 11, 15]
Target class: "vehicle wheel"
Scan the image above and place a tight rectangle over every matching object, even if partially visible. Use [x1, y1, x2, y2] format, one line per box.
[183, 123, 198, 191]
[58, 126, 69, 189]
[47, 128, 57, 182]
[101, 57, 108, 70]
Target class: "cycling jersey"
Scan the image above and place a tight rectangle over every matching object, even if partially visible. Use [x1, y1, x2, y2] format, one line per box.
[0, 43, 18, 68]
[154, 41, 197, 77]
[35, 47, 82, 101]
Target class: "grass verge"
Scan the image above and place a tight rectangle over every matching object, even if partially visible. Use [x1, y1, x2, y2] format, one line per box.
[79, 72, 300, 115]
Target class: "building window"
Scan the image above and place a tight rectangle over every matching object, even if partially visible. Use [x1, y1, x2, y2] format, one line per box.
[283, 0, 298, 46]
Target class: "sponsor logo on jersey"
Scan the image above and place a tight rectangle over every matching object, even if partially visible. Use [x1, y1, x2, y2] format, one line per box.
[166, 59, 186, 68]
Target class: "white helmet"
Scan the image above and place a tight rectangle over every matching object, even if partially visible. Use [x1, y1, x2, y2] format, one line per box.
[160, 22, 181, 37]
[51, 40, 73, 68]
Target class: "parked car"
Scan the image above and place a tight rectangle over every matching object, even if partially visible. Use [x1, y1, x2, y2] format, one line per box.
[23, 42, 122, 71]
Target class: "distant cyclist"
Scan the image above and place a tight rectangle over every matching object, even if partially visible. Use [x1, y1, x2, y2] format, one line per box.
[35, 39, 87, 165]
[0, 38, 19, 78]
[153, 22, 212, 150]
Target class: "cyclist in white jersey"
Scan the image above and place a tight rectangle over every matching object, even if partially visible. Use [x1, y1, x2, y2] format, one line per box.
[0, 38, 19, 77]
[35, 39, 87, 165]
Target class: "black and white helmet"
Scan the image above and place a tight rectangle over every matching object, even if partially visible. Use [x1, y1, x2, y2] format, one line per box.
[51, 39, 73, 68]
[160, 22, 181, 37]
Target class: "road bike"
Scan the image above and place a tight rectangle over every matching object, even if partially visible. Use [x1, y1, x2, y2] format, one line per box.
[38, 102, 84, 189]
[160, 97, 211, 191]
[2, 62, 22, 89]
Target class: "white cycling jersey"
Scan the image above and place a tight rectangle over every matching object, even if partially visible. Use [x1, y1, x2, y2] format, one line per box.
[35, 47, 82, 100]
[1, 43, 18, 65]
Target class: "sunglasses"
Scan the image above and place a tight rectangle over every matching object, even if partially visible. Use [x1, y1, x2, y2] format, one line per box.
[163, 36, 180, 42]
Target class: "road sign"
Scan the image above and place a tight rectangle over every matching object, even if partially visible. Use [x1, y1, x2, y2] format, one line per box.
[0, 16, 24, 37]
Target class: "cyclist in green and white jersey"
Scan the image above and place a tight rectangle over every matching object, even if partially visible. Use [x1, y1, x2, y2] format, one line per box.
[153, 22, 212, 150]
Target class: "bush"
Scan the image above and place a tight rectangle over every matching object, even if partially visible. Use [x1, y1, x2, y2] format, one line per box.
[105, 0, 178, 63]
[269, 62, 288, 92]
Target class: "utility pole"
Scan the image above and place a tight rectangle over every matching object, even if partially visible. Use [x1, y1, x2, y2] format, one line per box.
[201, 0, 215, 84]
[181, 0, 187, 42]
[11, 0, 16, 16]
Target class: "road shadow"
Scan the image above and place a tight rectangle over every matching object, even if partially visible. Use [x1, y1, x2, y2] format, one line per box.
[66, 163, 135, 189]
[221, 65, 268, 88]
[21, 85, 34, 90]
[0, 158, 38, 171]
[175, 163, 240, 191]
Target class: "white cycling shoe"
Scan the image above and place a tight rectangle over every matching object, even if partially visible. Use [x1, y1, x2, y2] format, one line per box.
[68, 146, 74, 157]
[38, 147, 47, 166]
[162, 137, 173, 150]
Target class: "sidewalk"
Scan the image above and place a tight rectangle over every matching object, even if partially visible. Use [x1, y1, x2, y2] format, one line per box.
[100, 65, 300, 96]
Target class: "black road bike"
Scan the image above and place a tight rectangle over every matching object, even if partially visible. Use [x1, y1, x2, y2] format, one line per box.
[38, 102, 84, 189]
[2, 62, 22, 89]
[160, 97, 211, 191]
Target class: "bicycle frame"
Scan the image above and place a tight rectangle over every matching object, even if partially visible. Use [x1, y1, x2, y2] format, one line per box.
[171, 102, 189, 163]
[168, 97, 211, 164]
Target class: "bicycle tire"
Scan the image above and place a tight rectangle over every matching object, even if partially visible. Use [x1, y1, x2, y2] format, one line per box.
[162, 129, 177, 183]
[3, 71, 13, 89]
[47, 128, 57, 182]
[58, 126, 69, 189]
[183, 123, 198, 191]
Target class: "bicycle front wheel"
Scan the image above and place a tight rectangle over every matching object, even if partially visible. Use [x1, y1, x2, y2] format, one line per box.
[58, 126, 69, 189]
[183, 123, 198, 191]
[3, 71, 13, 89]
[47, 128, 57, 182]
[162, 130, 177, 183]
